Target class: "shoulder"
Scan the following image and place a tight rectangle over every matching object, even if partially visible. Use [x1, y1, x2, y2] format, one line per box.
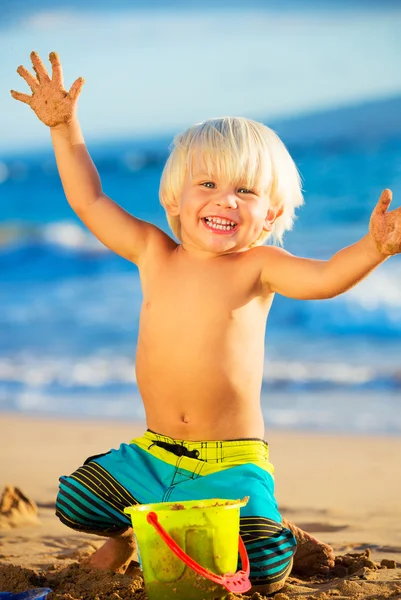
[139, 223, 177, 270]
[244, 244, 292, 268]
[146, 222, 177, 247]
[244, 245, 294, 295]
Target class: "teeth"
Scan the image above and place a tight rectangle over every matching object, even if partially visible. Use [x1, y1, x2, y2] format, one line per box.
[205, 219, 235, 231]
[204, 217, 237, 229]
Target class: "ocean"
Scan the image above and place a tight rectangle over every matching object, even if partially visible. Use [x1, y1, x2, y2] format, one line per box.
[1, 95, 401, 435]
[1, 2, 401, 435]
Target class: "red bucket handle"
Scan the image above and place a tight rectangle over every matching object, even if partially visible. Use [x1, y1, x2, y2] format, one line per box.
[146, 511, 251, 594]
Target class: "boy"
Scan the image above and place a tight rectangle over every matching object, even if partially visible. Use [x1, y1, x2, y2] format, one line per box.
[11, 52, 400, 595]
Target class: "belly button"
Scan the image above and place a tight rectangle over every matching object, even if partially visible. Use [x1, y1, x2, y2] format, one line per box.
[181, 414, 190, 423]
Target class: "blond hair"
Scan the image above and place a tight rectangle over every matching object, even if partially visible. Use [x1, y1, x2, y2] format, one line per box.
[159, 117, 303, 246]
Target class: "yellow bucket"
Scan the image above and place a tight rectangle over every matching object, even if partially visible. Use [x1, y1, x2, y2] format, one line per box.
[124, 497, 251, 600]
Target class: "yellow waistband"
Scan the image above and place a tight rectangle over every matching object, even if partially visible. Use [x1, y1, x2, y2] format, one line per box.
[129, 429, 275, 477]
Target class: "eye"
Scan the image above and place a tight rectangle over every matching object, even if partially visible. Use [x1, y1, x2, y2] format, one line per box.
[238, 187, 255, 195]
[201, 182, 216, 189]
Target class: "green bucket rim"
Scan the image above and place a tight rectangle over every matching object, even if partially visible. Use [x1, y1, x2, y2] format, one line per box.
[124, 497, 249, 515]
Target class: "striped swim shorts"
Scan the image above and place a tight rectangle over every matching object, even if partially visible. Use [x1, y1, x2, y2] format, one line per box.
[56, 429, 296, 587]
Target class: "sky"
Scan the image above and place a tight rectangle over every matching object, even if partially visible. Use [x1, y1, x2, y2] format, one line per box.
[2, 3, 401, 154]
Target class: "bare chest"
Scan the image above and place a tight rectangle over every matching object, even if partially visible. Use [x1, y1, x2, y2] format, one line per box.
[138, 251, 271, 341]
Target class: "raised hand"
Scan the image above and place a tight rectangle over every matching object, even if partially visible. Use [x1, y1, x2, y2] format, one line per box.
[10, 51, 84, 128]
[369, 189, 401, 256]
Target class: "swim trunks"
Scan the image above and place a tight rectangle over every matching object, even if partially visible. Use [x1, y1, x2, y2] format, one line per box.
[56, 429, 296, 587]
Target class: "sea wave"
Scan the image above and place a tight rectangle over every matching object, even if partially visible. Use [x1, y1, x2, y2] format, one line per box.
[0, 353, 399, 392]
[0, 385, 400, 435]
[263, 390, 401, 435]
[1, 224, 400, 342]
[0, 148, 165, 185]
[0, 221, 106, 253]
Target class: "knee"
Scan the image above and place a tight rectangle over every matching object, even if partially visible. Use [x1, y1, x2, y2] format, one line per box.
[55, 475, 72, 515]
[55, 475, 87, 531]
[55, 474, 103, 532]
[55, 474, 130, 535]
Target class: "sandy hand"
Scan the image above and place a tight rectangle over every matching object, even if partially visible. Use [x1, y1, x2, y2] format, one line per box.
[369, 189, 401, 256]
[10, 51, 84, 128]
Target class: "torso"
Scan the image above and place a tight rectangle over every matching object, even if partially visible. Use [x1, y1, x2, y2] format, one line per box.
[135, 231, 274, 441]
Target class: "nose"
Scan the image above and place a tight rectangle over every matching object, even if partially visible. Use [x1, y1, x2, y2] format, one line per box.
[214, 191, 238, 209]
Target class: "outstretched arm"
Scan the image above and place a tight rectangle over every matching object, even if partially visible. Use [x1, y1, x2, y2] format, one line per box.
[261, 190, 399, 300]
[11, 51, 163, 266]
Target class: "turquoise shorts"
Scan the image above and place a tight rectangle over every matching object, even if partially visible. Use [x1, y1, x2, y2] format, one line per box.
[56, 429, 296, 587]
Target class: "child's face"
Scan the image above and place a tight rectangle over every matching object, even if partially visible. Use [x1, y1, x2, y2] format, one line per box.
[173, 170, 278, 255]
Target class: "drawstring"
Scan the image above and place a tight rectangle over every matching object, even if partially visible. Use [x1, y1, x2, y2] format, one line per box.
[151, 439, 201, 460]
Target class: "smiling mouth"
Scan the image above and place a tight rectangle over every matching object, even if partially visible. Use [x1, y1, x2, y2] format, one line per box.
[202, 217, 238, 233]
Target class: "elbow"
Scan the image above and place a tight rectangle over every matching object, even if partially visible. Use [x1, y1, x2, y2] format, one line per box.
[300, 286, 338, 300]
[315, 287, 339, 300]
[321, 291, 338, 300]
[307, 292, 337, 300]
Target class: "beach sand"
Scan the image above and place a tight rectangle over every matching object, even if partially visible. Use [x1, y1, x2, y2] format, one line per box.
[0, 414, 400, 599]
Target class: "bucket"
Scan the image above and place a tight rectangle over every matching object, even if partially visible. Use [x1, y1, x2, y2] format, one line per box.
[124, 497, 251, 600]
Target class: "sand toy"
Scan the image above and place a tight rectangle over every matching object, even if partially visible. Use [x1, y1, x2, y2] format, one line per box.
[0, 591, 51, 600]
[125, 497, 251, 600]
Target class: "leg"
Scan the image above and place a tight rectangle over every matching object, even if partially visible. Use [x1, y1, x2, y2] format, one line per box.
[82, 528, 137, 573]
[282, 518, 335, 576]
[240, 513, 296, 593]
[56, 450, 141, 574]
[250, 558, 293, 596]
[164, 441, 298, 593]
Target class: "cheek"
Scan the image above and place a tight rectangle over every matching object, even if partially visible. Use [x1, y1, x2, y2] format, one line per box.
[179, 198, 201, 224]
[182, 194, 204, 216]
[181, 204, 197, 221]
[246, 202, 267, 224]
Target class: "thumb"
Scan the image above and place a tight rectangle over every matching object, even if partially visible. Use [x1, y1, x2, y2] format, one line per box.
[69, 77, 85, 102]
[373, 189, 392, 215]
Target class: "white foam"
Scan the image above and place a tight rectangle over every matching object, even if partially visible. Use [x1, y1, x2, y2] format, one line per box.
[0, 221, 108, 253]
[0, 352, 396, 390]
[264, 360, 376, 385]
[0, 162, 9, 184]
[345, 263, 401, 310]
[0, 354, 137, 388]
[262, 391, 401, 434]
[42, 222, 107, 252]
[12, 389, 146, 420]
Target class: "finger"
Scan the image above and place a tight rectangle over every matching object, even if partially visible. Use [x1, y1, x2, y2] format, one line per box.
[16, 65, 39, 92]
[49, 51, 64, 87]
[30, 51, 51, 83]
[374, 189, 392, 215]
[10, 89, 31, 105]
[68, 77, 85, 101]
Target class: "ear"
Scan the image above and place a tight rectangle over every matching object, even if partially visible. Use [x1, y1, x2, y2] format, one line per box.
[263, 205, 284, 232]
[165, 197, 181, 217]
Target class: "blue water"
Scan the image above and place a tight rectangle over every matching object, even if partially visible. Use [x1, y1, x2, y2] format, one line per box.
[1, 94, 401, 433]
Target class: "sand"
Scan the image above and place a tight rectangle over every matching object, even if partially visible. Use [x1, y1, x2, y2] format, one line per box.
[0, 413, 400, 599]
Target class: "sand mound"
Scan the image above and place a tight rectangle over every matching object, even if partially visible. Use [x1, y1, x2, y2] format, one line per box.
[0, 563, 44, 593]
[0, 550, 400, 599]
[0, 485, 40, 529]
[0, 563, 145, 600]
